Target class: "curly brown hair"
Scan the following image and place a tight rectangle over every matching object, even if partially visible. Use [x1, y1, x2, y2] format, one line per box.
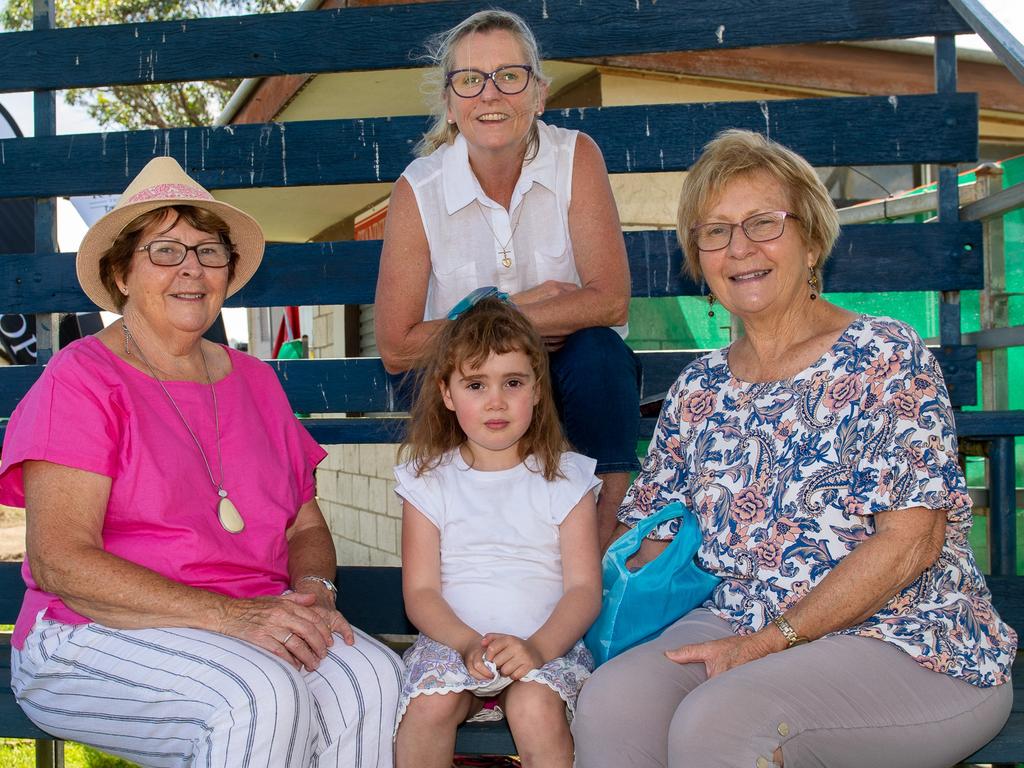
[400, 297, 567, 481]
[98, 205, 239, 312]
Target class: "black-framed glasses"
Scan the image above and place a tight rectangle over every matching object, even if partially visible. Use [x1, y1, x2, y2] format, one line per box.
[446, 65, 533, 98]
[691, 211, 801, 251]
[137, 239, 232, 268]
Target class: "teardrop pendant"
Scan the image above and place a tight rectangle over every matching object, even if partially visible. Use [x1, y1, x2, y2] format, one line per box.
[218, 494, 245, 534]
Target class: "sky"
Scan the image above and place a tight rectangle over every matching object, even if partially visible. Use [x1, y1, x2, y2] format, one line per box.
[1, 1, 1022, 341]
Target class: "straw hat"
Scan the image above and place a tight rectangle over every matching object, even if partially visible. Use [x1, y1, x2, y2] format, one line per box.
[76, 156, 265, 313]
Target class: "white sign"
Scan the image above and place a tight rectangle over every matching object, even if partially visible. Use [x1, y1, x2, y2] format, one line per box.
[69, 195, 119, 227]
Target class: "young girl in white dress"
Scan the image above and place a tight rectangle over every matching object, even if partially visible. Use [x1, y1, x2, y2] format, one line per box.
[393, 296, 602, 768]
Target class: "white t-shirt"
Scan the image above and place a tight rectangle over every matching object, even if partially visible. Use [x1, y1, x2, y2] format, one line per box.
[394, 450, 600, 638]
[402, 121, 627, 337]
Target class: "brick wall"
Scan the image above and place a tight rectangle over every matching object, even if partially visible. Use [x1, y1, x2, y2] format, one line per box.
[318, 443, 403, 566]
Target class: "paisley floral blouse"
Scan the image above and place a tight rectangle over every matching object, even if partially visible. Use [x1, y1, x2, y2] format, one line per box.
[619, 315, 1016, 686]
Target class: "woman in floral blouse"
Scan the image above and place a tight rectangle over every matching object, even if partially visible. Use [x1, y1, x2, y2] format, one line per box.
[572, 129, 1016, 768]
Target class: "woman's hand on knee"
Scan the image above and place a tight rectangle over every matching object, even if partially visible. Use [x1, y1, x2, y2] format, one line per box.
[284, 590, 356, 646]
[219, 592, 334, 671]
[664, 632, 777, 679]
[326, 609, 356, 646]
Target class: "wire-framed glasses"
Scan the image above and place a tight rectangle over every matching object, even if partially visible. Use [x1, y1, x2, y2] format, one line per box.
[446, 65, 533, 98]
[137, 240, 232, 268]
[691, 211, 801, 251]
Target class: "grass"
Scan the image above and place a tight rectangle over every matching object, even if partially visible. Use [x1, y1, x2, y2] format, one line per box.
[0, 740, 137, 767]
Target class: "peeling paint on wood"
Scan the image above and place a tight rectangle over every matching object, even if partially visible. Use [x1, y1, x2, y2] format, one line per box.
[0, 95, 977, 198]
[0, 0, 972, 93]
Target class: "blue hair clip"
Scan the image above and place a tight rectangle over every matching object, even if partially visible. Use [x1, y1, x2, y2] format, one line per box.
[446, 286, 511, 320]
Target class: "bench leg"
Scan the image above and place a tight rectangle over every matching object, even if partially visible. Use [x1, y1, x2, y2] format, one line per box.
[34, 738, 64, 768]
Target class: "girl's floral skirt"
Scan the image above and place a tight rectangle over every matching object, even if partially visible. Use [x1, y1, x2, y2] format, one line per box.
[397, 634, 593, 730]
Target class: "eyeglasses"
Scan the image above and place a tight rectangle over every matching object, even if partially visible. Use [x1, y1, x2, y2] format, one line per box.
[137, 239, 232, 268]
[446, 65, 533, 98]
[691, 211, 801, 251]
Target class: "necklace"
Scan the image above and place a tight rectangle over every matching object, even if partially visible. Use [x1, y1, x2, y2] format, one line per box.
[475, 200, 524, 269]
[121, 321, 244, 534]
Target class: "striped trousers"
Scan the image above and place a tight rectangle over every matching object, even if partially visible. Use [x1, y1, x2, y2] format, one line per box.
[12, 617, 403, 768]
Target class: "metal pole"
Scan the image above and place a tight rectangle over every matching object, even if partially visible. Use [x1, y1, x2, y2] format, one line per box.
[976, 163, 1008, 414]
[934, 34, 961, 348]
[988, 437, 1018, 577]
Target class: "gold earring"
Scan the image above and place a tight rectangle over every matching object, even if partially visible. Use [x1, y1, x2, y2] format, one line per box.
[808, 270, 819, 300]
[707, 293, 716, 318]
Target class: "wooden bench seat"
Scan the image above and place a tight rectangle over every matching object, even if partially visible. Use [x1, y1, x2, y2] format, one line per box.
[3, 563, 1021, 761]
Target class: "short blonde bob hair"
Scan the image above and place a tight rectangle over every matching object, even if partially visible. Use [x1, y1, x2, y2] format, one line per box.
[676, 129, 839, 285]
[415, 9, 551, 159]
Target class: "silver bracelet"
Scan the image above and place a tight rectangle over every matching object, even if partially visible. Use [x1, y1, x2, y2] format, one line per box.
[296, 575, 338, 595]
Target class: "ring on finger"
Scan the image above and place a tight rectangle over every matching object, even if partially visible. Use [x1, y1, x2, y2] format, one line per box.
[281, 632, 294, 644]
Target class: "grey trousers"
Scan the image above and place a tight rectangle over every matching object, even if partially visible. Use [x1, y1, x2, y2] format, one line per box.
[572, 609, 1012, 768]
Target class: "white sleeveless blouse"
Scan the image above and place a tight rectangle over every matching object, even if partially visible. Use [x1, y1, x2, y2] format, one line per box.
[402, 121, 598, 324]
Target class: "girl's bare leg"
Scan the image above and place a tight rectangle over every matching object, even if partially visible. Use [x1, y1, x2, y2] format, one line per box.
[396, 690, 480, 768]
[503, 681, 574, 768]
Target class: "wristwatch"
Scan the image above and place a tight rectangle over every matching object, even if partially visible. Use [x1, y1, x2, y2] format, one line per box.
[297, 575, 338, 596]
[771, 615, 809, 648]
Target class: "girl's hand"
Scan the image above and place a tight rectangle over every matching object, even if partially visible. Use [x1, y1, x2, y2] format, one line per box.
[482, 633, 544, 680]
[218, 592, 334, 671]
[664, 630, 780, 679]
[459, 636, 493, 681]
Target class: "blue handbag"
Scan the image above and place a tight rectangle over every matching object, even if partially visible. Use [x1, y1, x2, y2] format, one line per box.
[584, 502, 721, 667]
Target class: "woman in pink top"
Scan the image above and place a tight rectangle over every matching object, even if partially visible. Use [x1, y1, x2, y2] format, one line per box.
[0, 157, 401, 768]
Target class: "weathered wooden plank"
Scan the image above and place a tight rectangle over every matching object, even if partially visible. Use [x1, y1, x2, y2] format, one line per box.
[0, 345, 980, 422]
[627, 221, 983, 298]
[5, 405, 1024, 448]
[0, 94, 978, 197]
[265, 354, 730, 415]
[0, 221, 982, 314]
[967, 713, 1024, 764]
[0, 0, 971, 93]
[0, 364, 42, 417]
[954, 410, 1024, 438]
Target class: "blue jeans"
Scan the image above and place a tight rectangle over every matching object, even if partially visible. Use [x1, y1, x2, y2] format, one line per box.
[549, 327, 640, 474]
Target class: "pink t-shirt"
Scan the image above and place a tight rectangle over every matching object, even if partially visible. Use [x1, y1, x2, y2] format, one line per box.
[0, 336, 327, 648]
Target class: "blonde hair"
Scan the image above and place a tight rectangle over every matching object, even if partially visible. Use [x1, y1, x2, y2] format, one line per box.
[676, 129, 839, 286]
[415, 9, 551, 159]
[401, 297, 566, 480]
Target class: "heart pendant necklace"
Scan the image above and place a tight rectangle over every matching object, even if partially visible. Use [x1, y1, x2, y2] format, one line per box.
[476, 200, 524, 269]
[122, 321, 244, 534]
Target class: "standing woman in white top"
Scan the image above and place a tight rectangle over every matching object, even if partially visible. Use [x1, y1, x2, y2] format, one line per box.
[376, 9, 638, 547]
